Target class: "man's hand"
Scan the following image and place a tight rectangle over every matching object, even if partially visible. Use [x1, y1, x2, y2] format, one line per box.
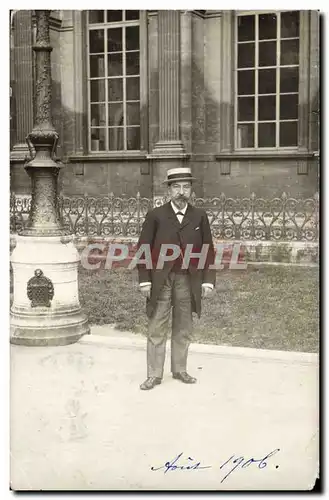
[140, 283, 151, 299]
[202, 284, 214, 298]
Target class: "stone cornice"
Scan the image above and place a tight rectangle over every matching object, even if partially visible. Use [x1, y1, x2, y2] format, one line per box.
[204, 11, 223, 18]
[147, 10, 222, 19]
[216, 151, 316, 161]
[191, 10, 222, 18]
[68, 153, 150, 162]
[17, 150, 318, 165]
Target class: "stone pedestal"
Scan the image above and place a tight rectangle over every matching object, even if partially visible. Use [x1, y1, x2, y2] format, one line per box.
[10, 10, 90, 346]
[10, 236, 89, 346]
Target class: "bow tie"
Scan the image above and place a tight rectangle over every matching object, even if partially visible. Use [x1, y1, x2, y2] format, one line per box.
[176, 211, 185, 216]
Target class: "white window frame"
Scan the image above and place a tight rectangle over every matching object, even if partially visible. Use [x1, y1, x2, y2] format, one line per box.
[86, 10, 146, 153]
[235, 10, 301, 151]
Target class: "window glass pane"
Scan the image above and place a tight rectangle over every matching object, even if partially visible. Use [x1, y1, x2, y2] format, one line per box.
[109, 128, 124, 150]
[238, 97, 254, 121]
[126, 52, 140, 75]
[259, 41, 277, 67]
[280, 94, 298, 120]
[281, 39, 299, 65]
[126, 26, 140, 51]
[258, 123, 276, 147]
[127, 102, 140, 125]
[259, 13, 277, 40]
[238, 70, 254, 95]
[258, 95, 276, 121]
[107, 10, 122, 22]
[126, 10, 139, 21]
[127, 127, 140, 150]
[88, 10, 141, 152]
[108, 28, 122, 52]
[238, 43, 255, 68]
[89, 30, 104, 53]
[108, 53, 123, 76]
[258, 69, 276, 94]
[238, 16, 255, 42]
[280, 67, 299, 93]
[280, 121, 297, 146]
[126, 77, 140, 100]
[108, 79, 123, 101]
[281, 11, 299, 39]
[235, 13, 300, 150]
[90, 55, 105, 77]
[90, 128, 106, 151]
[237, 124, 254, 148]
[90, 80, 105, 102]
[90, 103, 106, 126]
[89, 11, 104, 24]
[109, 103, 124, 126]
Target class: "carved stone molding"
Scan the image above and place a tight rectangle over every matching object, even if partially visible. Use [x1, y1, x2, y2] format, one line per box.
[220, 161, 231, 175]
[297, 160, 309, 175]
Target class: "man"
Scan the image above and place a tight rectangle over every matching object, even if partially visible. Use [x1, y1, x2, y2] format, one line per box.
[137, 167, 216, 390]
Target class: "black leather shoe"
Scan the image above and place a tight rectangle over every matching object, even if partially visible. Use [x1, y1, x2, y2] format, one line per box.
[140, 377, 162, 391]
[172, 372, 197, 384]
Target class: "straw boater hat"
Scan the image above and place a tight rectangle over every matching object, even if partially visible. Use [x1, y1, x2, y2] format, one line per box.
[163, 167, 196, 184]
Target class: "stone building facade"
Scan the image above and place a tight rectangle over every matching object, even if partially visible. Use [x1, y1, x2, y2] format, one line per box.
[10, 10, 320, 199]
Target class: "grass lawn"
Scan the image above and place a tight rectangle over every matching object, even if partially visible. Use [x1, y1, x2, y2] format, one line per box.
[79, 265, 319, 353]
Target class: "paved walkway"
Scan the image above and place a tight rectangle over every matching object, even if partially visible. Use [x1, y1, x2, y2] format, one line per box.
[10, 326, 319, 491]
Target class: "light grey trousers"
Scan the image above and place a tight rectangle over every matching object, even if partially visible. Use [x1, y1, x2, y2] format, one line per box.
[146, 272, 193, 378]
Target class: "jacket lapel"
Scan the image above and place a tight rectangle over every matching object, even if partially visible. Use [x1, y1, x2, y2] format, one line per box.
[179, 203, 194, 230]
[166, 201, 196, 231]
[166, 202, 181, 229]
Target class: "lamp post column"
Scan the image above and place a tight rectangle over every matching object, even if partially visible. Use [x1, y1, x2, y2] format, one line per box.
[10, 10, 90, 346]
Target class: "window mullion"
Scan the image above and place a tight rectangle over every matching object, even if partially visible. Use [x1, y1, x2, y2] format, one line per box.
[276, 12, 281, 148]
[87, 26, 91, 152]
[235, 17, 238, 149]
[105, 27, 109, 151]
[255, 13, 259, 148]
[123, 27, 127, 150]
[123, 8, 126, 150]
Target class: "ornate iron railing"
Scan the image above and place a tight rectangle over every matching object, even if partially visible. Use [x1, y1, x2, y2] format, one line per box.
[10, 192, 319, 241]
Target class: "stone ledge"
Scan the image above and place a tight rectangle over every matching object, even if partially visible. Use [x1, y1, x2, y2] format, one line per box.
[216, 151, 316, 161]
[74, 237, 318, 265]
[10, 234, 318, 265]
[68, 153, 149, 162]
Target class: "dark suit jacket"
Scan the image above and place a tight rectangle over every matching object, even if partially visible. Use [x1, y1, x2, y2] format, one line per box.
[137, 202, 216, 318]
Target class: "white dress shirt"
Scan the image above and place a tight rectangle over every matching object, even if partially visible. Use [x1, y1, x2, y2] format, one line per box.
[170, 201, 188, 223]
[140, 201, 214, 289]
